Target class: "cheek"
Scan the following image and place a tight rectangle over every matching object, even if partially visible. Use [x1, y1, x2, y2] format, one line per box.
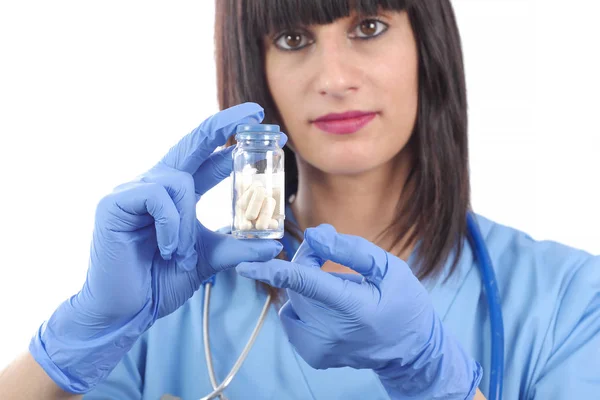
[372, 50, 419, 144]
[265, 57, 306, 125]
[373, 48, 418, 112]
[266, 68, 313, 155]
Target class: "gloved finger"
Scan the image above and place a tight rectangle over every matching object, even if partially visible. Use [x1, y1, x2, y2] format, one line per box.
[192, 129, 289, 197]
[236, 259, 347, 305]
[191, 129, 288, 199]
[197, 225, 283, 274]
[193, 146, 234, 197]
[278, 301, 333, 370]
[290, 237, 325, 267]
[141, 168, 198, 271]
[328, 272, 365, 284]
[278, 132, 288, 147]
[159, 102, 265, 175]
[108, 182, 180, 260]
[304, 224, 388, 287]
[278, 300, 303, 337]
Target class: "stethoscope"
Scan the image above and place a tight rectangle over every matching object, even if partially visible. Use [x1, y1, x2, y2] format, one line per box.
[198, 212, 504, 400]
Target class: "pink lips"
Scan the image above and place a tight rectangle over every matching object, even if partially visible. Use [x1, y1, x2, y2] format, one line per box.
[312, 111, 377, 134]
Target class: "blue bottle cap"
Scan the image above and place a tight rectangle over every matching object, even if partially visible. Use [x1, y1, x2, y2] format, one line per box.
[236, 123, 281, 133]
[235, 123, 281, 141]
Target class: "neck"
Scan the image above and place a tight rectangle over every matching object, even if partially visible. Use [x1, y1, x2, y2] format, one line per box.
[290, 150, 414, 272]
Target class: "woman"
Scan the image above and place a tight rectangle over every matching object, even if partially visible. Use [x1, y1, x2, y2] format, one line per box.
[1, 0, 598, 399]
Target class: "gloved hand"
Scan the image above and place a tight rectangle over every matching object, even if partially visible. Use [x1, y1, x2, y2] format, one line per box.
[236, 224, 482, 399]
[29, 103, 285, 394]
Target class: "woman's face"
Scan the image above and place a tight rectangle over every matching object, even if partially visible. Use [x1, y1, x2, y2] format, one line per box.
[264, 10, 419, 175]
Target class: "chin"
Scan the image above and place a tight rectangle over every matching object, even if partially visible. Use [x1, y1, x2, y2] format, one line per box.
[309, 151, 384, 176]
[294, 137, 404, 176]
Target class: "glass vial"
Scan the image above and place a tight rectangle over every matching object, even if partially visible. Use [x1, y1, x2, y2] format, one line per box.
[232, 124, 285, 239]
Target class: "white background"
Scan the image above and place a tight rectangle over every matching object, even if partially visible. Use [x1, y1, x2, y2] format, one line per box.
[0, 0, 598, 369]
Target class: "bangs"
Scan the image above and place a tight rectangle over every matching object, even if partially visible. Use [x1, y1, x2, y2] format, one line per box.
[245, 0, 410, 37]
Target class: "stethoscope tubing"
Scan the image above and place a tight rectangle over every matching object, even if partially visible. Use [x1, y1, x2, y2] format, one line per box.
[467, 211, 504, 400]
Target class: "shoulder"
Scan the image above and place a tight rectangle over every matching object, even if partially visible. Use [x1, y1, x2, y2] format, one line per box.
[474, 213, 598, 283]
[474, 215, 600, 397]
[473, 213, 599, 344]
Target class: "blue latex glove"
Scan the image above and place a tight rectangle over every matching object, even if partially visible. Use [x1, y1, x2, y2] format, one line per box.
[237, 224, 482, 399]
[29, 103, 286, 394]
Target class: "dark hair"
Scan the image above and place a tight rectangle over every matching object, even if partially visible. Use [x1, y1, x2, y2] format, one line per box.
[215, 0, 470, 287]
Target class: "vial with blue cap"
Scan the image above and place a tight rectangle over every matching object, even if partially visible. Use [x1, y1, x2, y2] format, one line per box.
[232, 123, 285, 239]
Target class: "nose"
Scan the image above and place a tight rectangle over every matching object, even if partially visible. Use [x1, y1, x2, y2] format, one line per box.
[312, 35, 360, 99]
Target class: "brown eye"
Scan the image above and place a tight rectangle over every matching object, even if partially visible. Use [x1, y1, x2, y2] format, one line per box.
[352, 19, 388, 39]
[359, 20, 378, 36]
[275, 31, 311, 51]
[285, 34, 302, 48]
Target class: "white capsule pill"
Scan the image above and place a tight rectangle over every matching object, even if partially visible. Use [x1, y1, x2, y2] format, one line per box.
[255, 197, 276, 230]
[239, 183, 257, 210]
[234, 174, 243, 198]
[252, 173, 269, 188]
[233, 207, 242, 228]
[241, 167, 257, 191]
[272, 186, 282, 216]
[245, 186, 266, 221]
[268, 219, 279, 230]
[241, 164, 257, 175]
[238, 218, 253, 231]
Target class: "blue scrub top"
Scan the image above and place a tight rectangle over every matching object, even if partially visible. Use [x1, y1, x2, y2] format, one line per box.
[84, 213, 600, 399]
